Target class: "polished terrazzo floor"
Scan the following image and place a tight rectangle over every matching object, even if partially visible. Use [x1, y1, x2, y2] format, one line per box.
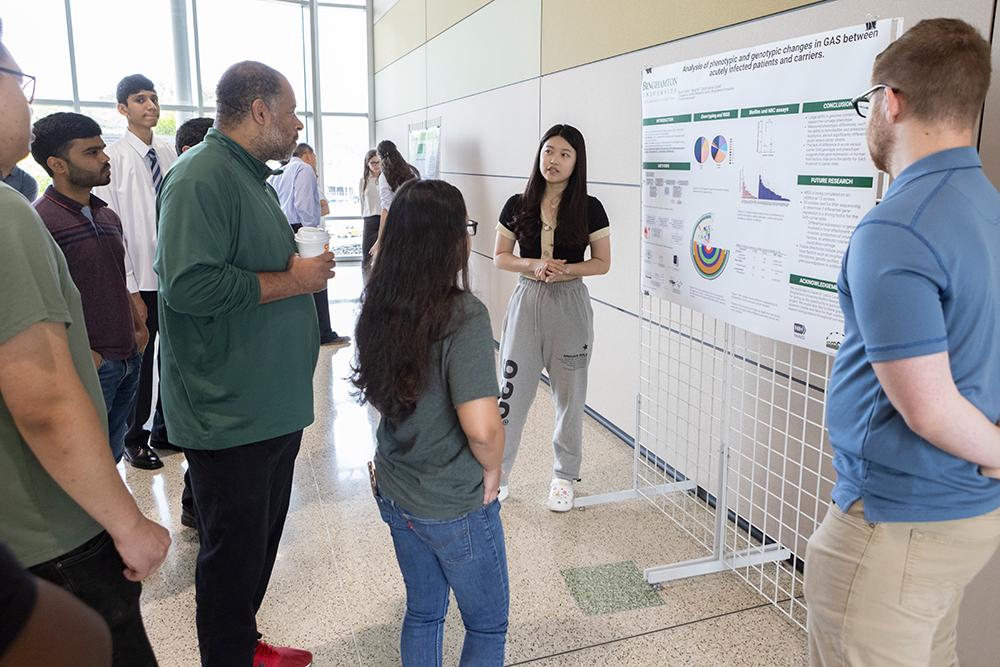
[124, 265, 807, 666]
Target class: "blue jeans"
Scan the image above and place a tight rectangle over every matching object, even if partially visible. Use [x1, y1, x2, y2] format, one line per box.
[376, 495, 509, 667]
[97, 353, 142, 462]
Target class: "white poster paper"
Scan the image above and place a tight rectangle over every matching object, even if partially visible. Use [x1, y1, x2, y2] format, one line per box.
[641, 20, 900, 354]
[409, 125, 441, 180]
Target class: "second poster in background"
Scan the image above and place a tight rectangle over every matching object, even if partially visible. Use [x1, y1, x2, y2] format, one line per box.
[640, 19, 900, 355]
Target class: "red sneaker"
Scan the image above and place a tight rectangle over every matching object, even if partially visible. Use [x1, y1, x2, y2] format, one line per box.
[253, 640, 313, 667]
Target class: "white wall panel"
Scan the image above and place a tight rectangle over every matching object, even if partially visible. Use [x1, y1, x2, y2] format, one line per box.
[588, 301, 640, 438]
[374, 46, 426, 120]
[586, 183, 640, 317]
[428, 78, 540, 177]
[374, 109, 427, 160]
[425, 0, 540, 107]
[437, 173, 527, 257]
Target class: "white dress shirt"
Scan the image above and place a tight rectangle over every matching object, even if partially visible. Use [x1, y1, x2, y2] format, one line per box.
[93, 129, 177, 292]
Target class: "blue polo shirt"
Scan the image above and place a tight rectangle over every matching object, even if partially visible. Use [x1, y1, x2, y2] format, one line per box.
[828, 147, 1000, 523]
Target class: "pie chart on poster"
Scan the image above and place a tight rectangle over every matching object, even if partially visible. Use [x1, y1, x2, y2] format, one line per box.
[711, 135, 728, 163]
[694, 137, 711, 164]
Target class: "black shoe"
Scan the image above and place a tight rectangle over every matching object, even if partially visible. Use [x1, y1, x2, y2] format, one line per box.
[320, 335, 351, 348]
[150, 437, 182, 452]
[180, 506, 197, 530]
[123, 443, 164, 470]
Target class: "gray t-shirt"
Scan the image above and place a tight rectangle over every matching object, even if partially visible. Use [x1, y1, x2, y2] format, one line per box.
[375, 292, 498, 520]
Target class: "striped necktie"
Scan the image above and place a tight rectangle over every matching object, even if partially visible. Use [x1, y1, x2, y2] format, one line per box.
[146, 148, 162, 193]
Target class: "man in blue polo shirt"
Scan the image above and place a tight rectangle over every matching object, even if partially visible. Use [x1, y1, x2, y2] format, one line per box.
[805, 18, 1000, 666]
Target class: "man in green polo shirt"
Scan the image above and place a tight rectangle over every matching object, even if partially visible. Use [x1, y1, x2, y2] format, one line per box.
[155, 61, 334, 667]
[0, 22, 169, 667]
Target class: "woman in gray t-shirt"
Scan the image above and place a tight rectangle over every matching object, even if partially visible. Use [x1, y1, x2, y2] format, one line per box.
[352, 179, 509, 666]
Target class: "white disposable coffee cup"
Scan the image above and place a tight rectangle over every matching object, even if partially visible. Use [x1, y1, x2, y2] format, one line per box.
[295, 227, 330, 258]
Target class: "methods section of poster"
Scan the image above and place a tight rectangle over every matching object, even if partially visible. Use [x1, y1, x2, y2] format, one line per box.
[640, 19, 901, 355]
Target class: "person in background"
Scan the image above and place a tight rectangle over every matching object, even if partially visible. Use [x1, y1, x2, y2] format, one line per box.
[805, 19, 1000, 667]
[1, 164, 36, 202]
[353, 179, 508, 666]
[370, 139, 418, 259]
[93, 73, 179, 470]
[0, 25, 170, 666]
[176, 116, 213, 155]
[359, 148, 381, 278]
[30, 112, 149, 464]
[269, 142, 350, 348]
[171, 115, 215, 532]
[493, 124, 611, 511]
[156, 60, 332, 667]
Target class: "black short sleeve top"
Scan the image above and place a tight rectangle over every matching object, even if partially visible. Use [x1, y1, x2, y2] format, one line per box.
[496, 194, 610, 263]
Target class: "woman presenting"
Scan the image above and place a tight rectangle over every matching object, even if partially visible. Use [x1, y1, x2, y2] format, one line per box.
[493, 124, 611, 512]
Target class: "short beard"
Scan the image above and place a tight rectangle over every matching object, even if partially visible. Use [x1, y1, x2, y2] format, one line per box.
[66, 161, 110, 189]
[253, 123, 295, 163]
[867, 111, 895, 175]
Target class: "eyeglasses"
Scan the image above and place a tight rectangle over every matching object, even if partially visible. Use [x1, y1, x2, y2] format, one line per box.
[466, 220, 479, 237]
[0, 66, 35, 104]
[851, 84, 895, 118]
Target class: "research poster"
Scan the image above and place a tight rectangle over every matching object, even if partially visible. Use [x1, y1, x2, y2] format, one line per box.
[640, 20, 900, 354]
[409, 124, 441, 180]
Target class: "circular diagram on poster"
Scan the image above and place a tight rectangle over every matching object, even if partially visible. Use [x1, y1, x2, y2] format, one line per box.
[711, 135, 728, 163]
[693, 137, 711, 164]
[690, 213, 729, 280]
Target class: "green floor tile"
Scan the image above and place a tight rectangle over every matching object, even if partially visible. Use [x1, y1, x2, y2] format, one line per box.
[560, 560, 665, 616]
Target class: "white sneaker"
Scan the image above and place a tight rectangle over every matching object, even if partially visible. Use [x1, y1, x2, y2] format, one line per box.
[498, 485, 509, 503]
[546, 479, 574, 512]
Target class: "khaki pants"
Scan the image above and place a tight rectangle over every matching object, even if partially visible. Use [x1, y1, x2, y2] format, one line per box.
[805, 501, 1000, 666]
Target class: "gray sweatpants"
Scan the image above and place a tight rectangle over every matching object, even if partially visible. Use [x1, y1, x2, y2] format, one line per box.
[498, 276, 594, 484]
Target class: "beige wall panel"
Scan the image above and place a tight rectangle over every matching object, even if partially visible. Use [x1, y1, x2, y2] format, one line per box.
[373, 0, 425, 72]
[540, 0, 821, 74]
[373, 0, 403, 23]
[374, 46, 426, 120]
[426, 0, 493, 38]
[425, 0, 540, 107]
[586, 183, 640, 316]
[428, 78, 541, 177]
[440, 173, 528, 258]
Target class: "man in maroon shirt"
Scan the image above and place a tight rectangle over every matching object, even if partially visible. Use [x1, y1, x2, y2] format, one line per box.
[31, 112, 148, 463]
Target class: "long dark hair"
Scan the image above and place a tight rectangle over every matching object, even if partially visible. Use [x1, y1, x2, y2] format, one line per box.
[512, 124, 589, 247]
[352, 179, 471, 420]
[361, 148, 377, 187]
[377, 139, 418, 192]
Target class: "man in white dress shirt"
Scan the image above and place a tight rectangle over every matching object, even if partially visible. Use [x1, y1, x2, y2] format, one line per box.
[93, 74, 177, 470]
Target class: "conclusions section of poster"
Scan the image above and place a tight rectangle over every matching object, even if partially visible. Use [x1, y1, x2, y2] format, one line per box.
[641, 20, 898, 354]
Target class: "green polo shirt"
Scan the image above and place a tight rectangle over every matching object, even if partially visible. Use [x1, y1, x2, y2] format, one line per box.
[0, 183, 104, 566]
[154, 129, 320, 449]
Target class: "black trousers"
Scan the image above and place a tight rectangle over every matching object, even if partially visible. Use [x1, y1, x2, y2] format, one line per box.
[289, 223, 336, 341]
[125, 290, 168, 446]
[30, 531, 157, 667]
[185, 430, 303, 666]
[361, 214, 380, 280]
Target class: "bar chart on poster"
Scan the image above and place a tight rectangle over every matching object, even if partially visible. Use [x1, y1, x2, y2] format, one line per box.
[640, 19, 901, 354]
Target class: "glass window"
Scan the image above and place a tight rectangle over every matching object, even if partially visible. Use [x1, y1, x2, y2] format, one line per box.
[321, 116, 371, 218]
[319, 7, 368, 113]
[2, 1, 74, 102]
[70, 0, 183, 105]
[197, 0, 311, 112]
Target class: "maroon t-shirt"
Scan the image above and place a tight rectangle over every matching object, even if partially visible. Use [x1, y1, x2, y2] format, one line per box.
[34, 187, 136, 360]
